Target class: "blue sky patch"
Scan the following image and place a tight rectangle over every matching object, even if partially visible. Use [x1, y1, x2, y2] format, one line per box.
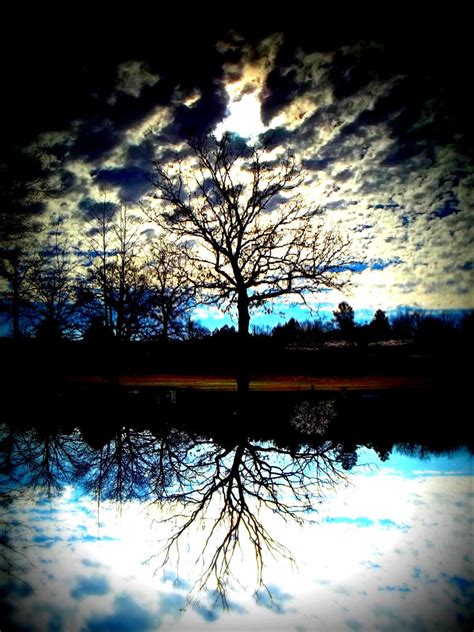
[356, 446, 473, 478]
[324, 516, 374, 527]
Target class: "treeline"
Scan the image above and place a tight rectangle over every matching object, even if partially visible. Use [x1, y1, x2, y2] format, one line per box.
[0, 203, 208, 343]
[1, 169, 471, 349]
[217, 302, 474, 349]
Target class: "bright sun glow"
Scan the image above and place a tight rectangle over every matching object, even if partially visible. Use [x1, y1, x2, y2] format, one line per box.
[215, 92, 267, 140]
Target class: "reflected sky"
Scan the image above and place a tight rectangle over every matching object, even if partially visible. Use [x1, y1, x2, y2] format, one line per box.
[1, 442, 472, 631]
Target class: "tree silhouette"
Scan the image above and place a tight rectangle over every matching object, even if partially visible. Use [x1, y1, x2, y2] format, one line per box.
[145, 236, 197, 341]
[145, 134, 353, 347]
[147, 429, 348, 607]
[333, 301, 355, 339]
[0, 149, 62, 339]
[26, 217, 82, 341]
[83, 203, 149, 341]
[370, 308, 391, 341]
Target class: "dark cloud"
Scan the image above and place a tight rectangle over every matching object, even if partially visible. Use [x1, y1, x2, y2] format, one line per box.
[161, 570, 190, 590]
[381, 142, 429, 167]
[261, 67, 301, 125]
[370, 257, 402, 270]
[334, 169, 353, 182]
[159, 591, 187, 616]
[32, 534, 62, 547]
[325, 200, 359, 210]
[303, 158, 332, 172]
[378, 584, 412, 593]
[78, 199, 118, 222]
[81, 558, 102, 569]
[72, 120, 123, 163]
[59, 170, 78, 193]
[329, 45, 387, 100]
[126, 139, 156, 168]
[430, 204, 460, 220]
[92, 166, 152, 203]
[162, 87, 228, 142]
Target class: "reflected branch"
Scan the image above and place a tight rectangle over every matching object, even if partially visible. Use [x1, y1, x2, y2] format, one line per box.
[148, 434, 348, 607]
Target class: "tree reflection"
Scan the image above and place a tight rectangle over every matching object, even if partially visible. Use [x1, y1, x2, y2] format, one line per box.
[79, 426, 160, 504]
[149, 433, 347, 606]
[1, 425, 86, 495]
[3, 385, 469, 609]
[0, 398, 353, 606]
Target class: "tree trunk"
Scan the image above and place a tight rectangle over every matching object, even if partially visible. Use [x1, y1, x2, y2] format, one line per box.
[236, 290, 250, 394]
[237, 291, 250, 338]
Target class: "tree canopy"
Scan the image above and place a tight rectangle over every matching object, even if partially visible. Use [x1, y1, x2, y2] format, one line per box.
[145, 133, 354, 338]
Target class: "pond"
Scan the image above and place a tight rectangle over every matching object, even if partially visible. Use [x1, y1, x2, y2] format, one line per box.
[1, 389, 473, 631]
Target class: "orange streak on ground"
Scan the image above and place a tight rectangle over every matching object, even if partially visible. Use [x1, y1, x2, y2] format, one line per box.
[63, 374, 432, 391]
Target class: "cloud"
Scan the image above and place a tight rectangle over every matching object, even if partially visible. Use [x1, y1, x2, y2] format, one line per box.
[254, 584, 294, 614]
[81, 559, 102, 569]
[323, 516, 411, 531]
[111, 61, 159, 102]
[70, 575, 110, 599]
[7, 27, 474, 321]
[91, 166, 152, 203]
[72, 119, 123, 163]
[162, 87, 228, 141]
[84, 593, 158, 631]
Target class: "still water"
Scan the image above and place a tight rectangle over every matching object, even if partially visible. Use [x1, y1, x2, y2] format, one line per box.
[1, 392, 473, 631]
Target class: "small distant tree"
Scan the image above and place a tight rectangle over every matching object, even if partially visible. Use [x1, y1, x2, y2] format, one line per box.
[460, 310, 474, 343]
[272, 317, 301, 344]
[212, 324, 237, 338]
[390, 308, 421, 339]
[333, 301, 355, 339]
[185, 318, 210, 340]
[83, 315, 115, 345]
[370, 309, 391, 341]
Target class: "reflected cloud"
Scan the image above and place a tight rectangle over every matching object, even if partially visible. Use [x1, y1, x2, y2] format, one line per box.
[0, 390, 473, 630]
[85, 593, 159, 632]
[70, 575, 110, 599]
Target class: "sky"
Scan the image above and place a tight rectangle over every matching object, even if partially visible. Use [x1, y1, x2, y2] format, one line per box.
[1, 446, 472, 630]
[1, 11, 473, 328]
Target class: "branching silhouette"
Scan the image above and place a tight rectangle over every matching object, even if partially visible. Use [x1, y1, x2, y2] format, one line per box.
[80, 427, 167, 504]
[147, 432, 348, 607]
[144, 133, 354, 341]
[3, 427, 86, 495]
[145, 235, 197, 341]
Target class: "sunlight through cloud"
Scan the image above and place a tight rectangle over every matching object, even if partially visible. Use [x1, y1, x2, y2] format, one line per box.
[215, 92, 267, 140]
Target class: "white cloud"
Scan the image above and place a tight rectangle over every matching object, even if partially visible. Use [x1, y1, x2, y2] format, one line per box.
[1, 448, 472, 630]
[111, 60, 159, 102]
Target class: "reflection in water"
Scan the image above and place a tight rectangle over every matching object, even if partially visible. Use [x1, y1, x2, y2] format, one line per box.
[1, 413, 349, 606]
[1, 388, 473, 629]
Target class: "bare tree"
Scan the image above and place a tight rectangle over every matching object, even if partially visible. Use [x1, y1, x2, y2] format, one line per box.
[145, 236, 197, 341]
[148, 432, 348, 608]
[145, 134, 353, 343]
[84, 203, 149, 341]
[0, 152, 46, 338]
[333, 301, 355, 340]
[82, 199, 116, 332]
[26, 217, 82, 340]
